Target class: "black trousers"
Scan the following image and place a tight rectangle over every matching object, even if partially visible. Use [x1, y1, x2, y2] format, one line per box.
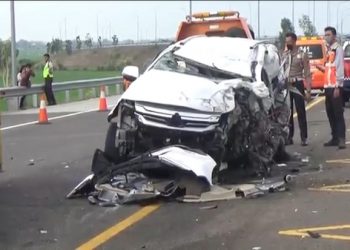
[19, 95, 26, 108]
[44, 77, 56, 105]
[325, 87, 346, 140]
[289, 80, 308, 140]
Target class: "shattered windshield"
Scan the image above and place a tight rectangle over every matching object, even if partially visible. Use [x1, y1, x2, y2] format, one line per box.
[152, 51, 238, 81]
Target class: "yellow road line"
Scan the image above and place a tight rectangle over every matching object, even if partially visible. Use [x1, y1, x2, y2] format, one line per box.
[309, 183, 350, 193]
[326, 159, 350, 163]
[293, 96, 325, 118]
[326, 159, 350, 164]
[309, 187, 350, 193]
[76, 204, 161, 250]
[279, 224, 350, 241]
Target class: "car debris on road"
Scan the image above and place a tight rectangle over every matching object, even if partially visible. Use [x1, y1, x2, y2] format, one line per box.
[67, 145, 300, 206]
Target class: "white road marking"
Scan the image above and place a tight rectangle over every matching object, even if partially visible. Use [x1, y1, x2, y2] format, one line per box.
[1, 106, 112, 131]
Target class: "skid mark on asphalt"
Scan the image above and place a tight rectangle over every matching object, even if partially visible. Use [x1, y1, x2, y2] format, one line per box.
[76, 204, 160, 250]
[279, 224, 350, 241]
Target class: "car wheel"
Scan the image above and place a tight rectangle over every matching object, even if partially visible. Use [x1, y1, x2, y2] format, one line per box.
[104, 122, 123, 163]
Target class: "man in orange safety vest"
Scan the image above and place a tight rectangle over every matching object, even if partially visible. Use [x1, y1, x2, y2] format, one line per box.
[316, 26, 346, 149]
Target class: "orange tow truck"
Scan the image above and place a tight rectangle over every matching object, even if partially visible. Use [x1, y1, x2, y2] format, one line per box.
[296, 36, 327, 90]
[175, 10, 255, 42]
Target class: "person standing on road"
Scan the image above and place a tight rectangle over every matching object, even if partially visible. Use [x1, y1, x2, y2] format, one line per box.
[283, 32, 312, 146]
[316, 27, 346, 149]
[19, 64, 35, 110]
[43, 53, 57, 106]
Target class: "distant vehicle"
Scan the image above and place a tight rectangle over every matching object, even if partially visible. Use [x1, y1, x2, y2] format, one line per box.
[296, 36, 327, 90]
[175, 10, 255, 42]
[343, 40, 350, 103]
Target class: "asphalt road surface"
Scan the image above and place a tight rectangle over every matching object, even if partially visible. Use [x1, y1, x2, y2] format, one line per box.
[2, 96, 350, 250]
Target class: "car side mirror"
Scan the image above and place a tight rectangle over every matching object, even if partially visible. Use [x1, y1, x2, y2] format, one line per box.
[122, 66, 139, 79]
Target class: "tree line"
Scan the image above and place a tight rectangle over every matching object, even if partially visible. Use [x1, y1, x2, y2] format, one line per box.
[46, 33, 119, 56]
[278, 14, 317, 49]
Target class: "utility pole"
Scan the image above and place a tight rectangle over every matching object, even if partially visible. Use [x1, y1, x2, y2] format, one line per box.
[10, 0, 16, 87]
[65, 17, 67, 40]
[189, 0, 192, 17]
[327, 0, 329, 26]
[96, 15, 99, 40]
[313, 0, 315, 27]
[249, 2, 252, 24]
[137, 15, 139, 42]
[154, 11, 157, 43]
[258, 0, 260, 39]
[292, 0, 295, 28]
[109, 21, 111, 40]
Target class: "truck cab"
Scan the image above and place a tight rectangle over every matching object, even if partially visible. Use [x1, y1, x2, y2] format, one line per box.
[296, 36, 327, 90]
[175, 10, 255, 42]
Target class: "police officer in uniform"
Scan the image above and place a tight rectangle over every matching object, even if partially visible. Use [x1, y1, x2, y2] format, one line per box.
[316, 27, 346, 149]
[43, 53, 56, 106]
[283, 32, 312, 146]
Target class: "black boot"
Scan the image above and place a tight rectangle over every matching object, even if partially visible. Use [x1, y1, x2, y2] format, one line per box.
[324, 138, 339, 147]
[338, 138, 346, 149]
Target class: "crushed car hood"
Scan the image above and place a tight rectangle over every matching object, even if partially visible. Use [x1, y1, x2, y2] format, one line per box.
[117, 69, 237, 113]
[173, 36, 256, 78]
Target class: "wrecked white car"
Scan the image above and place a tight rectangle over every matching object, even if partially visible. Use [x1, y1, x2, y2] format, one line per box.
[104, 36, 291, 177]
[67, 36, 297, 204]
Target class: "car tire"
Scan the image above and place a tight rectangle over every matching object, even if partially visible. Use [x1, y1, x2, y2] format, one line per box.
[104, 122, 120, 163]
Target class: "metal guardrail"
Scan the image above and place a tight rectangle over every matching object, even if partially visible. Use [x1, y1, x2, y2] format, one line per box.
[0, 76, 123, 98]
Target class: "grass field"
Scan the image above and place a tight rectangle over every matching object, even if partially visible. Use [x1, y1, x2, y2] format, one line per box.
[0, 69, 120, 111]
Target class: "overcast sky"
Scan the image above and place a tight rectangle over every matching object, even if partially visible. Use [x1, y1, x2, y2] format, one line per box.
[0, 1, 349, 42]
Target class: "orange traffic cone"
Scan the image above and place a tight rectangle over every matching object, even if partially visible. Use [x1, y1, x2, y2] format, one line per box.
[38, 95, 50, 124]
[98, 86, 108, 112]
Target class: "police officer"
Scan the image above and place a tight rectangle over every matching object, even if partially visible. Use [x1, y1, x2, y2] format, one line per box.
[316, 27, 346, 149]
[122, 66, 139, 91]
[43, 53, 57, 106]
[283, 32, 312, 146]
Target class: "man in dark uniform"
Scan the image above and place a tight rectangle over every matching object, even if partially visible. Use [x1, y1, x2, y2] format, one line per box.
[283, 32, 312, 146]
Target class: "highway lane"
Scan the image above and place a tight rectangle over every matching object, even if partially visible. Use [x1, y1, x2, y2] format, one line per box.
[2, 97, 350, 249]
[0, 110, 147, 250]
